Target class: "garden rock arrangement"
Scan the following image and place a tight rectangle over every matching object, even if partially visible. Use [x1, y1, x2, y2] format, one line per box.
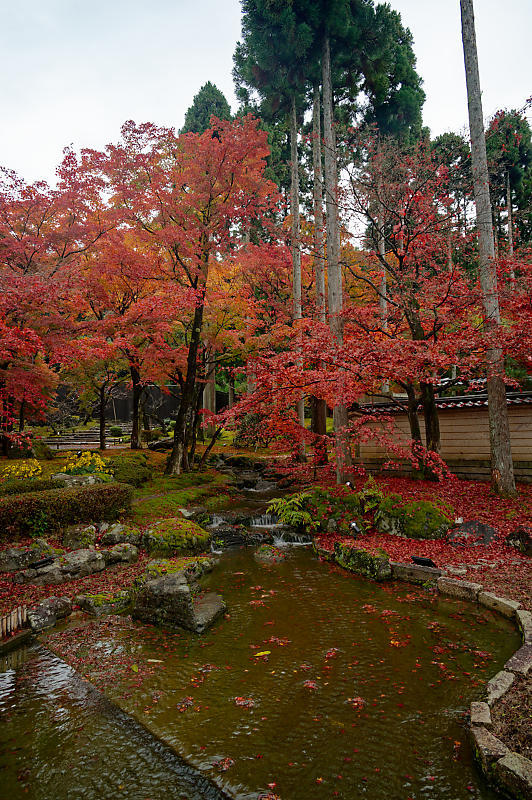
[27, 596, 73, 632]
[374, 496, 453, 540]
[51, 473, 108, 488]
[0, 538, 58, 573]
[132, 557, 225, 633]
[12, 543, 138, 585]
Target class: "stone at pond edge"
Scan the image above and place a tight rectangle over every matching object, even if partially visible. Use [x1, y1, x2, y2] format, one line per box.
[0, 539, 56, 574]
[254, 544, 286, 564]
[478, 591, 521, 619]
[132, 570, 225, 634]
[437, 576, 482, 602]
[486, 670, 515, 706]
[75, 591, 131, 617]
[494, 753, 532, 800]
[27, 596, 72, 632]
[390, 561, 441, 585]
[470, 726, 509, 772]
[516, 610, 532, 645]
[448, 520, 497, 547]
[504, 645, 532, 676]
[334, 543, 392, 581]
[470, 701, 492, 727]
[143, 557, 216, 584]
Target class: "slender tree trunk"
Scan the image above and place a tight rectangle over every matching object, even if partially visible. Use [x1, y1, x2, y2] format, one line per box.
[290, 93, 305, 456]
[322, 33, 352, 482]
[311, 81, 328, 452]
[166, 301, 205, 475]
[99, 385, 107, 451]
[202, 345, 216, 438]
[18, 398, 25, 432]
[130, 364, 143, 450]
[405, 383, 422, 445]
[460, 0, 516, 496]
[506, 170, 515, 281]
[376, 163, 389, 394]
[228, 373, 235, 408]
[420, 381, 441, 454]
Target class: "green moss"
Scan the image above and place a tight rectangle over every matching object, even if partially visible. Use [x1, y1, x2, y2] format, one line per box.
[334, 543, 392, 581]
[144, 556, 213, 579]
[143, 517, 211, 556]
[375, 496, 453, 539]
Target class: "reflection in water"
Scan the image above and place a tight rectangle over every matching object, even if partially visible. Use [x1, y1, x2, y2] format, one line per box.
[1, 548, 517, 800]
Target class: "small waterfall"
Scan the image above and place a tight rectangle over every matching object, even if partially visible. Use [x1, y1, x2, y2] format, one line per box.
[250, 514, 280, 528]
[272, 530, 312, 547]
[209, 515, 225, 529]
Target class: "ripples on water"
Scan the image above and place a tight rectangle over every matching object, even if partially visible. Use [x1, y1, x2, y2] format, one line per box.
[1, 548, 517, 800]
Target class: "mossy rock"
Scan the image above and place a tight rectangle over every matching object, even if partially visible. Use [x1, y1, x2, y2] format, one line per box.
[75, 591, 131, 616]
[63, 524, 98, 550]
[334, 542, 391, 581]
[144, 556, 215, 582]
[374, 496, 453, 540]
[143, 518, 211, 556]
[100, 523, 142, 546]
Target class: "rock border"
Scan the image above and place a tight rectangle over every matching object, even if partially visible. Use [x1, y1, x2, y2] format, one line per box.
[315, 546, 532, 800]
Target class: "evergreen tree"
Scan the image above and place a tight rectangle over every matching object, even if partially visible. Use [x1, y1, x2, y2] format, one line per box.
[181, 82, 232, 134]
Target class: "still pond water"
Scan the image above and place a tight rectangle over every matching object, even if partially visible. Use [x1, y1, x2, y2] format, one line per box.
[0, 548, 519, 800]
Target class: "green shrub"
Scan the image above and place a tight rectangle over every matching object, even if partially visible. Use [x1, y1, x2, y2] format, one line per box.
[374, 496, 453, 539]
[0, 478, 59, 496]
[285, 486, 366, 536]
[0, 483, 133, 539]
[143, 517, 211, 556]
[233, 413, 272, 448]
[108, 453, 153, 487]
[109, 426, 123, 437]
[267, 492, 314, 528]
[32, 440, 56, 460]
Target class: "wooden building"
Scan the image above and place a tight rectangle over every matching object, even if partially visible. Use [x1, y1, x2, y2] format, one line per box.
[354, 392, 532, 483]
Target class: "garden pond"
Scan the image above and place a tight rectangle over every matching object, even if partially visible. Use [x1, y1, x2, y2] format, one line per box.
[0, 547, 520, 800]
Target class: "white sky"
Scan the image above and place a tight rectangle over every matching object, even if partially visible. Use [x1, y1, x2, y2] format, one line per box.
[1, 0, 530, 185]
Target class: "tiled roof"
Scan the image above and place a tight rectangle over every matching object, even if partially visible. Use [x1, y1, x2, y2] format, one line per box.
[358, 391, 532, 415]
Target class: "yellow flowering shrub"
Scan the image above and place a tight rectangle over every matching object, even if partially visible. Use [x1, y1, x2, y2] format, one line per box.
[1, 459, 43, 481]
[64, 451, 114, 476]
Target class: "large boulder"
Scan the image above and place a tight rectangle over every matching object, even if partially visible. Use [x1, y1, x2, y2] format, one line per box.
[132, 562, 225, 634]
[51, 473, 108, 488]
[0, 539, 56, 574]
[143, 517, 211, 556]
[27, 596, 72, 632]
[375, 496, 452, 540]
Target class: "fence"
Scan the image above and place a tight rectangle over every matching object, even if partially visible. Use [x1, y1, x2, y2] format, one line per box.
[0, 606, 27, 640]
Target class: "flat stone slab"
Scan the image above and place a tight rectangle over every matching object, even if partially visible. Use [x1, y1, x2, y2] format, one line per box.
[517, 609, 532, 644]
[487, 670, 515, 706]
[505, 645, 532, 676]
[437, 576, 482, 601]
[494, 752, 532, 800]
[470, 701, 492, 727]
[478, 591, 521, 618]
[192, 593, 226, 634]
[471, 726, 509, 772]
[390, 561, 441, 585]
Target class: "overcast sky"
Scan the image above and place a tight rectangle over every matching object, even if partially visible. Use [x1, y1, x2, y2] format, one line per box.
[1, 0, 530, 185]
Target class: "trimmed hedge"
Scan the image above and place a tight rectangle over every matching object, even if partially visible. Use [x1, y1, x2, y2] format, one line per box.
[109, 454, 153, 487]
[0, 478, 59, 497]
[0, 483, 134, 539]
